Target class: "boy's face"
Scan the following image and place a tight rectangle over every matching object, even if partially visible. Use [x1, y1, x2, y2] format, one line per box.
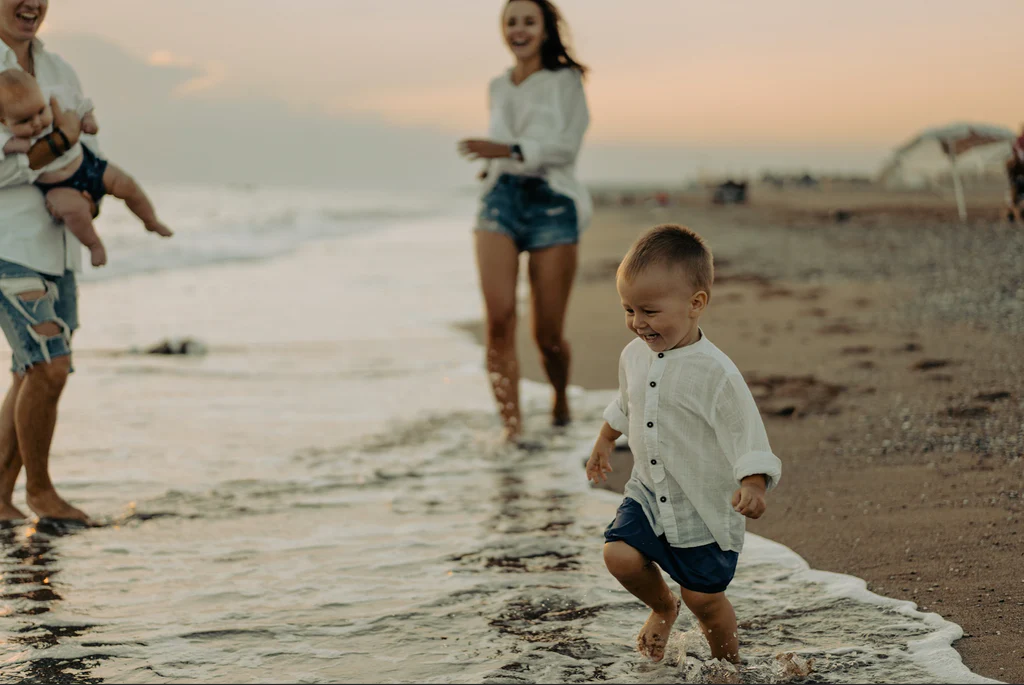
[617, 263, 707, 353]
[1, 83, 51, 138]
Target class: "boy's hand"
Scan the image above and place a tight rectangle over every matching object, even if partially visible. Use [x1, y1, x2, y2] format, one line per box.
[731, 475, 768, 519]
[586, 434, 615, 485]
[3, 137, 31, 155]
[81, 111, 99, 135]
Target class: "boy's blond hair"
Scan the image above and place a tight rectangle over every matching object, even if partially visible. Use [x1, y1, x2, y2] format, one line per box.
[618, 224, 714, 294]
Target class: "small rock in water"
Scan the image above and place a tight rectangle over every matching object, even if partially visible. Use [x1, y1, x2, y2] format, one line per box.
[143, 338, 208, 356]
[775, 652, 814, 678]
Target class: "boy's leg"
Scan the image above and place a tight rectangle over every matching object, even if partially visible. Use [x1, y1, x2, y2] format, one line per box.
[45, 188, 107, 267]
[680, 587, 740, 664]
[604, 541, 680, 662]
[102, 164, 172, 237]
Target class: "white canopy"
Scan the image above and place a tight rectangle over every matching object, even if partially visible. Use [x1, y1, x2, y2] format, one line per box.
[878, 122, 1016, 220]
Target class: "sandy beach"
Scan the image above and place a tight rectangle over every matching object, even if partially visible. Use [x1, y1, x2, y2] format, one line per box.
[462, 185, 1024, 683]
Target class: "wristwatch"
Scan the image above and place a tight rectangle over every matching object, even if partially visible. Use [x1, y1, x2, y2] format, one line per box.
[509, 143, 524, 162]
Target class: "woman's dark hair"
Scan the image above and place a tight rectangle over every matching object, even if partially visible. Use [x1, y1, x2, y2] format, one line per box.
[505, 0, 588, 76]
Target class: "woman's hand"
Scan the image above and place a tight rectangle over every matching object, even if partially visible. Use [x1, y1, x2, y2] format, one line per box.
[50, 97, 83, 146]
[457, 139, 511, 161]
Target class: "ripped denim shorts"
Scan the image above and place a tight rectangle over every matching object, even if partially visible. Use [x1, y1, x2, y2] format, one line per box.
[475, 174, 579, 252]
[0, 259, 78, 375]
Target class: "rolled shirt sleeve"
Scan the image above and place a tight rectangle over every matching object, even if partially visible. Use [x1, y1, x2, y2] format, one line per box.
[517, 70, 588, 173]
[712, 373, 782, 491]
[602, 349, 630, 436]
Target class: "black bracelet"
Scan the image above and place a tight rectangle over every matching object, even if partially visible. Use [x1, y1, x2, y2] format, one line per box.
[52, 127, 71, 152]
[45, 133, 62, 159]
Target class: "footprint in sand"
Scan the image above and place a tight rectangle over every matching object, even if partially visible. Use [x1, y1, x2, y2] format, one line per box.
[912, 359, 953, 371]
[945, 405, 990, 419]
[841, 345, 874, 355]
[975, 391, 1011, 403]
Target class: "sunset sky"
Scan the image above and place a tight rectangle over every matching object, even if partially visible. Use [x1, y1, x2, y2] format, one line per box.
[38, 0, 1024, 187]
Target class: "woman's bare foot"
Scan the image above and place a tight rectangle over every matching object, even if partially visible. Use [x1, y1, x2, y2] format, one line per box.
[552, 392, 571, 427]
[89, 243, 107, 267]
[0, 501, 27, 521]
[636, 598, 680, 662]
[26, 488, 89, 522]
[145, 220, 173, 237]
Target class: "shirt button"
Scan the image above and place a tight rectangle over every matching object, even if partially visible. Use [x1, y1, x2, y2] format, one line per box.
[650, 381, 657, 388]
[647, 421, 654, 428]
[658, 353, 664, 358]
[651, 459, 657, 465]
[660, 496, 667, 503]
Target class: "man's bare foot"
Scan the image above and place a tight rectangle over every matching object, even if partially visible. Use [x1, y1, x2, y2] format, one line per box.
[26, 489, 89, 522]
[146, 221, 173, 237]
[0, 502, 27, 521]
[89, 243, 107, 267]
[636, 598, 680, 662]
[552, 392, 571, 427]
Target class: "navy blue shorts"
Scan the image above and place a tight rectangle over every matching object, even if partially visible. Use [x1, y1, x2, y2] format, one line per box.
[35, 144, 109, 205]
[475, 174, 578, 252]
[604, 498, 739, 594]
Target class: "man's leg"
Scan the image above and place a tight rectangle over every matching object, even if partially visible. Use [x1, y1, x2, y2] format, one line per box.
[16, 353, 85, 520]
[0, 373, 26, 520]
[0, 271, 87, 522]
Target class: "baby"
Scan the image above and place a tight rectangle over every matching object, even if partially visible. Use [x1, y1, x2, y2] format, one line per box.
[0, 69, 171, 267]
[586, 224, 782, 665]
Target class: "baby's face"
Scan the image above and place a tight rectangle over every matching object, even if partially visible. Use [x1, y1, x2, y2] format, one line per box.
[1, 84, 51, 138]
[617, 264, 706, 352]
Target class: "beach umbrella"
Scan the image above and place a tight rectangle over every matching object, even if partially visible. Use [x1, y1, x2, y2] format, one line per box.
[879, 122, 1016, 221]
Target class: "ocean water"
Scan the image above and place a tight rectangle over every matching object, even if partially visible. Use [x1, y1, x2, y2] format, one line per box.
[0, 184, 998, 684]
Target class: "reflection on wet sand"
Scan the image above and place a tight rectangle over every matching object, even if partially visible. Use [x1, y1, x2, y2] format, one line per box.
[1, 522, 108, 685]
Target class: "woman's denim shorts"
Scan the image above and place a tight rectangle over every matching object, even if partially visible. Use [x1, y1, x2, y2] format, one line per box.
[475, 174, 579, 252]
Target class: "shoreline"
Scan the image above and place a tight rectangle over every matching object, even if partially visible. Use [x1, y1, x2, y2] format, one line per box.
[460, 190, 1024, 683]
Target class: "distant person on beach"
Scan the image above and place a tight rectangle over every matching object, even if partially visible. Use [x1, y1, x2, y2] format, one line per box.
[457, 0, 591, 442]
[586, 225, 782, 664]
[0, 0, 105, 524]
[0, 69, 172, 267]
[1007, 126, 1024, 223]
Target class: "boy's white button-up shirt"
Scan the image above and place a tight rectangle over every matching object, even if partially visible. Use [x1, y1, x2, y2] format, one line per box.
[603, 332, 782, 553]
[481, 67, 592, 231]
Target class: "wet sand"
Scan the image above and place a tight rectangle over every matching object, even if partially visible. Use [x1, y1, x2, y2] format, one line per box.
[460, 187, 1024, 683]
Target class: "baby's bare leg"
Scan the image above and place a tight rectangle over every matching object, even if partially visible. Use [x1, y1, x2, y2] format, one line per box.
[45, 188, 107, 267]
[680, 587, 740, 664]
[103, 164, 173, 237]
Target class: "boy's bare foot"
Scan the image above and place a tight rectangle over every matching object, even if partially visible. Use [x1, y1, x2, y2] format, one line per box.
[89, 243, 107, 267]
[146, 221, 173, 237]
[0, 502, 27, 521]
[636, 598, 680, 662]
[26, 489, 90, 523]
[552, 392, 571, 427]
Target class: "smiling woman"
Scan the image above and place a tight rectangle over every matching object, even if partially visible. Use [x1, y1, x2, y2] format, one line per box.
[457, 0, 590, 443]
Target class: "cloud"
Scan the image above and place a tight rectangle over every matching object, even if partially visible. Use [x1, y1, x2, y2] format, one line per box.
[40, 34, 472, 189]
[146, 50, 227, 97]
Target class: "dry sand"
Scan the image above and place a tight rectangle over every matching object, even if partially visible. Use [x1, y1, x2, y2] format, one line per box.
[460, 186, 1024, 682]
